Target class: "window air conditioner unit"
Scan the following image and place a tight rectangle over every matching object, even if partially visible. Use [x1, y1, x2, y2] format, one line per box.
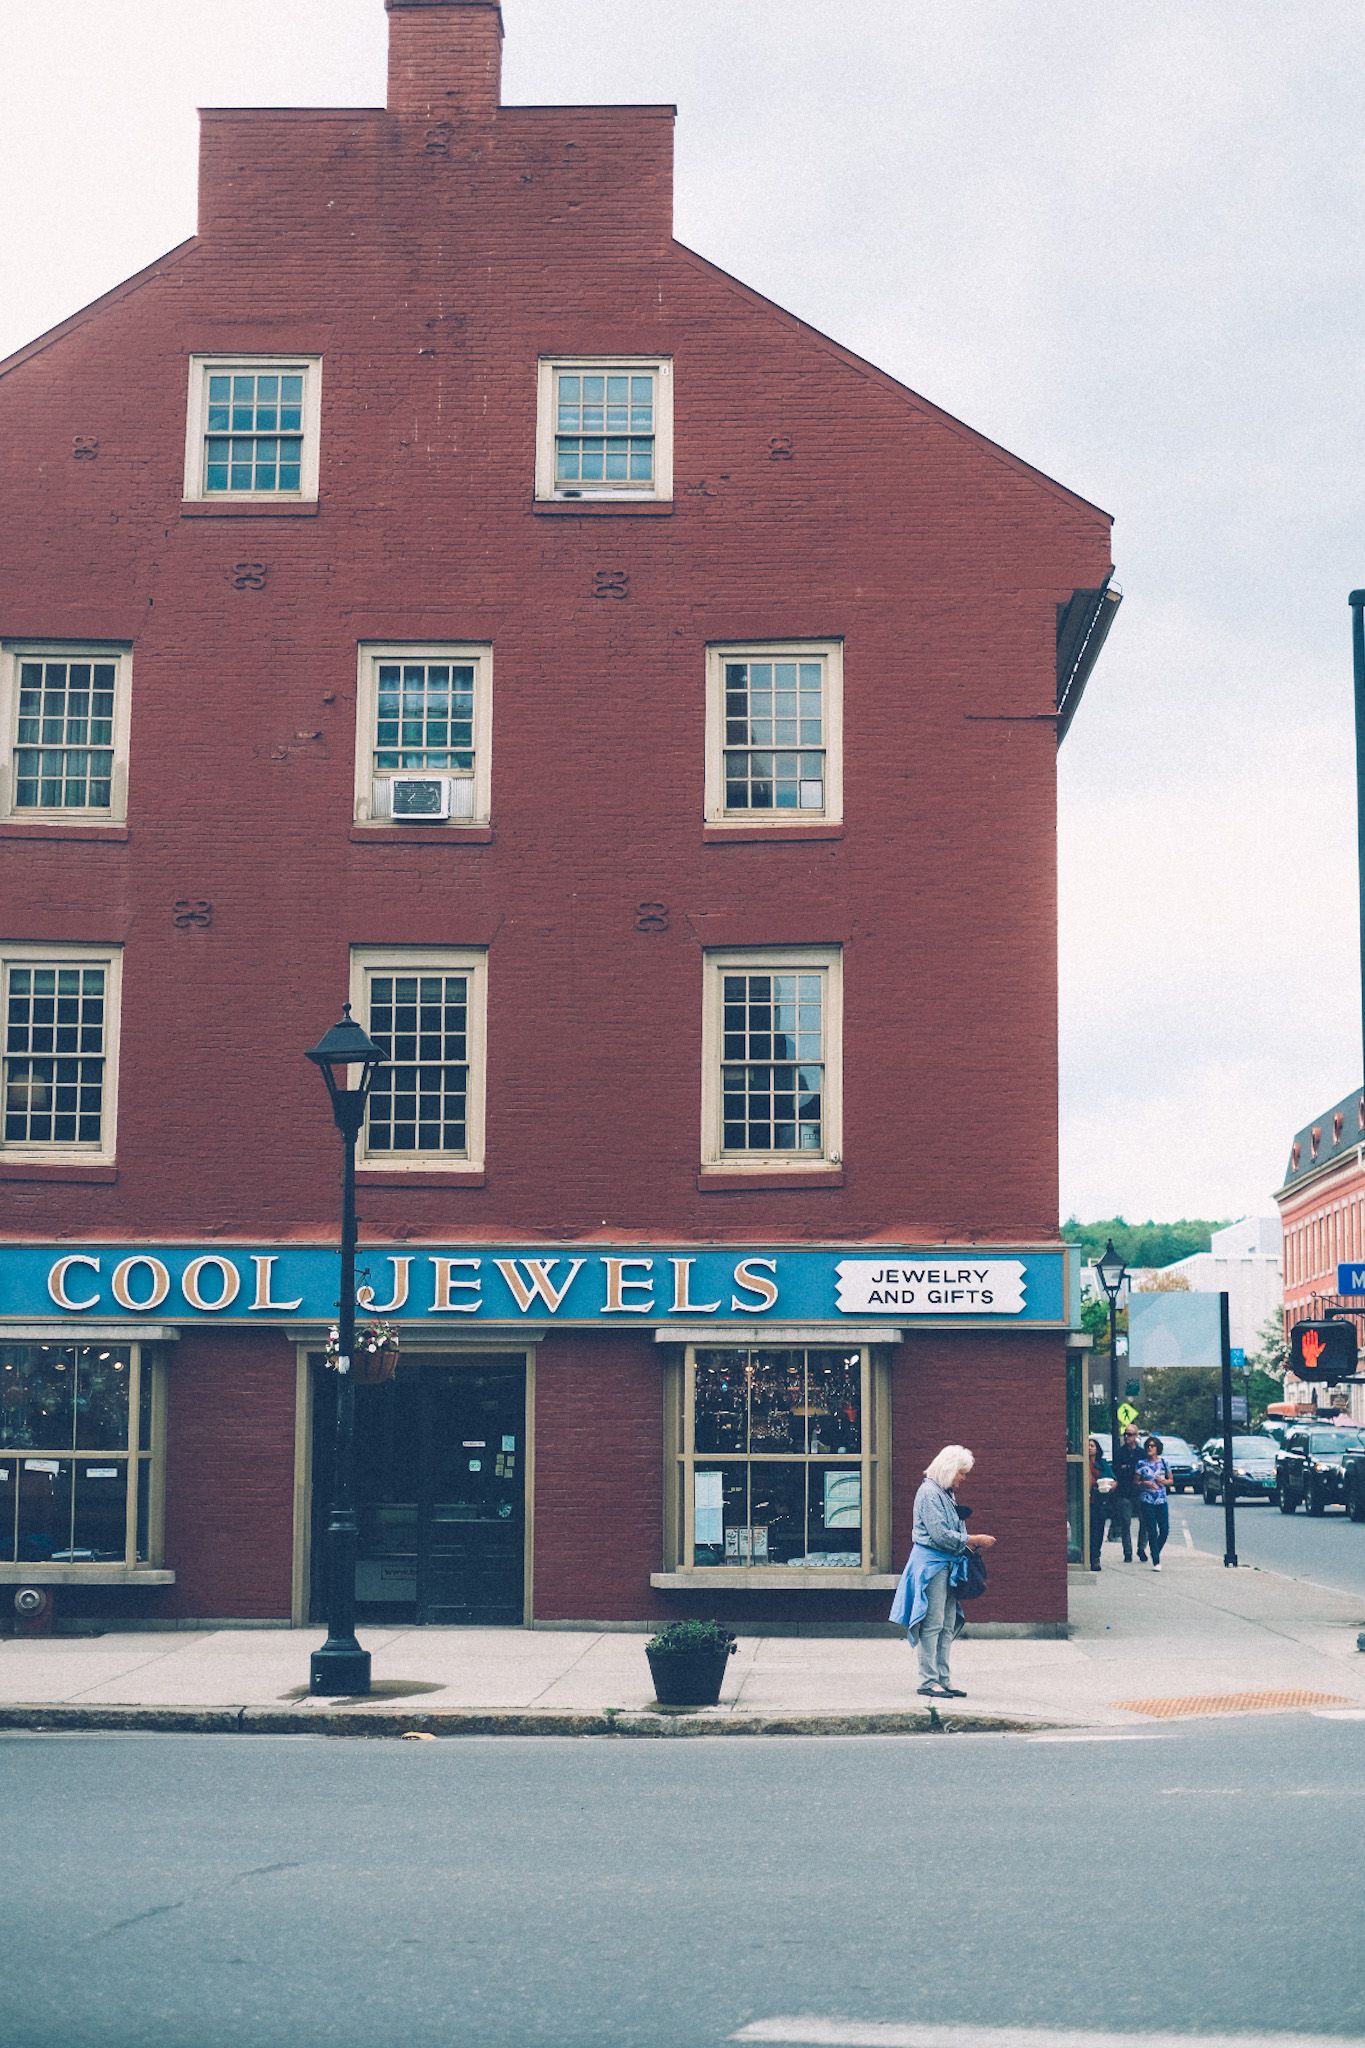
[388, 774, 476, 821]
[390, 775, 450, 819]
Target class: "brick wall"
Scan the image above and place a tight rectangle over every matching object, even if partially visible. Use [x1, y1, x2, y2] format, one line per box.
[0, 22, 1107, 1627]
[161, 1331, 296, 1620]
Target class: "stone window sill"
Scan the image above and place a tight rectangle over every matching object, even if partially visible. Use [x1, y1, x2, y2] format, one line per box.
[0, 1564, 174, 1586]
[0, 822, 129, 842]
[349, 825, 494, 846]
[703, 824, 844, 844]
[697, 1168, 845, 1192]
[531, 498, 673, 517]
[356, 1170, 487, 1190]
[180, 500, 319, 518]
[651, 1570, 897, 1591]
[0, 1160, 118, 1183]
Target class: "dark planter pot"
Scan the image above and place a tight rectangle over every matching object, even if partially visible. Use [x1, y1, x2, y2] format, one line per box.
[645, 1643, 734, 1707]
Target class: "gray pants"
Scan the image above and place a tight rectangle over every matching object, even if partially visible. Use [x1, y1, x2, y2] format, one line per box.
[915, 1568, 959, 1685]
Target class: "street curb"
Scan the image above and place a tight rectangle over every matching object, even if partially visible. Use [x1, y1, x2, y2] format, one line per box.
[0, 1702, 1054, 1739]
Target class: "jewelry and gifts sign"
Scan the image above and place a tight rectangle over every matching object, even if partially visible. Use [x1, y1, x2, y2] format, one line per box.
[0, 1246, 1067, 1328]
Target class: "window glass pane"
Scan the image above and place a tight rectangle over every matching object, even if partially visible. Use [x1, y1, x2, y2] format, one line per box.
[693, 1464, 746, 1566]
[693, 1350, 749, 1453]
[366, 970, 471, 1155]
[73, 1462, 129, 1562]
[0, 1457, 14, 1561]
[73, 1349, 132, 1450]
[689, 1350, 865, 1568]
[804, 1351, 862, 1452]
[18, 1455, 74, 1562]
[806, 1463, 862, 1563]
[0, 1346, 76, 1448]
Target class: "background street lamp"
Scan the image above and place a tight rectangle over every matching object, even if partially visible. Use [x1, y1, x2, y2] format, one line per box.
[1094, 1238, 1128, 1542]
[306, 1004, 385, 1697]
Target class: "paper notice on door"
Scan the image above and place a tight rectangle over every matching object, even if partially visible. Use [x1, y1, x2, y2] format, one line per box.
[501, 1436, 515, 1452]
[694, 1469, 724, 1546]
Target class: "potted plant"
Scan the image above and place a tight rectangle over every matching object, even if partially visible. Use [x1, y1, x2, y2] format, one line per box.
[324, 1319, 401, 1385]
[644, 1619, 737, 1707]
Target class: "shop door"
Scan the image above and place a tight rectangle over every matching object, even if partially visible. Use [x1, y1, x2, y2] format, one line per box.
[311, 1357, 526, 1626]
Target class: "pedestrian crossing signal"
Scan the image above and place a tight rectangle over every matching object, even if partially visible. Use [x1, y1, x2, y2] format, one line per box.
[1289, 1319, 1358, 1383]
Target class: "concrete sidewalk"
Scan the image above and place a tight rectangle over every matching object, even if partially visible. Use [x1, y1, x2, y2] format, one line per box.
[2, 1548, 1363, 1736]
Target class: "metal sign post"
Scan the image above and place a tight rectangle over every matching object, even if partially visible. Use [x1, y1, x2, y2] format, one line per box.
[1219, 1291, 1238, 1568]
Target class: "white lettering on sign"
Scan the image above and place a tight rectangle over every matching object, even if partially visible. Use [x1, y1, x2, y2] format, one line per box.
[835, 1259, 1027, 1315]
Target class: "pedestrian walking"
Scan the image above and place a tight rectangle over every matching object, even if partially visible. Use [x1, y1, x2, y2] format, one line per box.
[1112, 1423, 1146, 1561]
[1136, 1434, 1172, 1570]
[1087, 1436, 1108, 1570]
[889, 1444, 996, 1699]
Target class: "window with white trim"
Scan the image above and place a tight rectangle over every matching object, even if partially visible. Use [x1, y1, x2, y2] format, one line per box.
[701, 948, 842, 1169]
[183, 356, 322, 502]
[0, 1343, 165, 1574]
[704, 642, 842, 825]
[0, 644, 132, 824]
[1, 946, 121, 1163]
[667, 1344, 888, 1573]
[351, 948, 487, 1172]
[535, 358, 673, 501]
[353, 644, 492, 826]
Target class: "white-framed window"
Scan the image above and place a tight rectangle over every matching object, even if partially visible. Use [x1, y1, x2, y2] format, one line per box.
[700, 947, 843, 1170]
[535, 357, 673, 501]
[183, 355, 323, 502]
[704, 641, 843, 825]
[0, 644, 132, 825]
[666, 1344, 889, 1574]
[350, 948, 488, 1172]
[0, 1342, 166, 1574]
[352, 644, 492, 827]
[1, 945, 122, 1165]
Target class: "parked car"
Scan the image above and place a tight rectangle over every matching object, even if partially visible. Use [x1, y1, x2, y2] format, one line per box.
[1153, 1435, 1202, 1493]
[1199, 1435, 1278, 1504]
[1275, 1427, 1365, 1515]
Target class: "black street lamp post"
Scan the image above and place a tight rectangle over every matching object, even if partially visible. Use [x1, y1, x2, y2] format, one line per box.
[306, 1004, 386, 1698]
[1094, 1238, 1128, 1545]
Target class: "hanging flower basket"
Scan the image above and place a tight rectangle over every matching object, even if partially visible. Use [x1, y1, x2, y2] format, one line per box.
[324, 1321, 401, 1383]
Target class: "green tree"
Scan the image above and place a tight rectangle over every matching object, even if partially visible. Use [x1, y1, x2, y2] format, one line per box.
[1134, 1367, 1219, 1444]
[1063, 1216, 1233, 1268]
[1250, 1312, 1288, 1379]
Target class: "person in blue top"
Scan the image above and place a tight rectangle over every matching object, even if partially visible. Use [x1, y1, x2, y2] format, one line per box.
[889, 1444, 996, 1699]
[1135, 1434, 1172, 1571]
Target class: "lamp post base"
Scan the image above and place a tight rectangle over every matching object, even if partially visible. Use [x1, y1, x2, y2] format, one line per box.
[310, 1642, 372, 1696]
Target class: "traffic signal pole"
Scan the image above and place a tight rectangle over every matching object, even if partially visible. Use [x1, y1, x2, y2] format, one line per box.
[1350, 594, 1365, 1090]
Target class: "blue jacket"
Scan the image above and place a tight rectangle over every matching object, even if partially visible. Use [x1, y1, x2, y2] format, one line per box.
[890, 1478, 972, 1637]
[889, 1544, 971, 1636]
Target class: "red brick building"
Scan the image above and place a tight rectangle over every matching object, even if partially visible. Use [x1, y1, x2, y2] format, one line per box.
[0, 0, 1117, 1633]
[1276, 1090, 1365, 1424]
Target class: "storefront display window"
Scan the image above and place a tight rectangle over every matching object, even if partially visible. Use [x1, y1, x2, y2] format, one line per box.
[679, 1346, 884, 1571]
[0, 1344, 162, 1568]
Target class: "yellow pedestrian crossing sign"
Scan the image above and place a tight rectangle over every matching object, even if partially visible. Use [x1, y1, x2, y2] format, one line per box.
[1117, 1402, 1138, 1428]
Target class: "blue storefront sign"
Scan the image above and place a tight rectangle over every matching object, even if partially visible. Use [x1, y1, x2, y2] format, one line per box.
[1338, 1263, 1365, 1298]
[0, 1245, 1070, 1328]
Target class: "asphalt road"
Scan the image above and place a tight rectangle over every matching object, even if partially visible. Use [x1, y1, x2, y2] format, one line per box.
[2, 1718, 1363, 2048]
[1159, 1489, 1365, 1596]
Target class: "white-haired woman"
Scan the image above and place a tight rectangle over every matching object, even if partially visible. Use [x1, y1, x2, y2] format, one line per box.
[888, 1445, 996, 1699]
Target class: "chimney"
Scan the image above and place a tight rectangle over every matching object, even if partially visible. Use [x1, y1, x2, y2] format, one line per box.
[386, 0, 504, 124]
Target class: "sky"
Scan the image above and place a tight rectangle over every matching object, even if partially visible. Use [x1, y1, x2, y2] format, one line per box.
[4, 0, 1363, 1228]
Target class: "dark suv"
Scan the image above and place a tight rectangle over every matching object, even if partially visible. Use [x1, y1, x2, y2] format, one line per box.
[1275, 1427, 1365, 1515]
[1343, 1444, 1365, 1522]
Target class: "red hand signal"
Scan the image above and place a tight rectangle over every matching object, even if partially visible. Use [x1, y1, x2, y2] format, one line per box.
[1301, 1329, 1324, 1372]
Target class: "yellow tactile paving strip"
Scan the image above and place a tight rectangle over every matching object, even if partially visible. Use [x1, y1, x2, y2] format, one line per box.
[1111, 1688, 1352, 1719]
